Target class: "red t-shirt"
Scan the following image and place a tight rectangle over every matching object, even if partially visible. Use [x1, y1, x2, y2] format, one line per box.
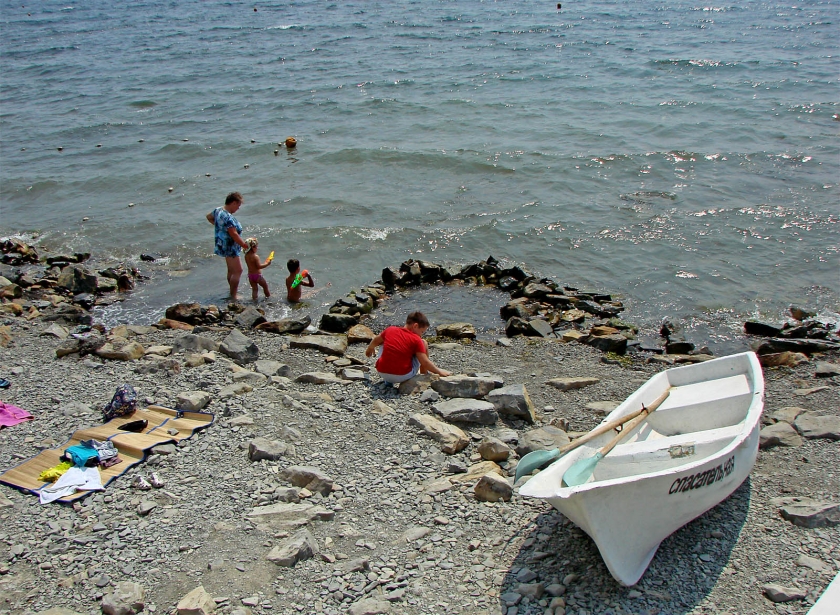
[375, 326, 427, 375]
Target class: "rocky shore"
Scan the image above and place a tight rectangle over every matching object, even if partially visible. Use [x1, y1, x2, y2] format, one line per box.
[0, 242, 838, 615]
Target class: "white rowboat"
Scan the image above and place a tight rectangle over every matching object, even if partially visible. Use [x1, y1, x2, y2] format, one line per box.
[518, 352, 764, 586]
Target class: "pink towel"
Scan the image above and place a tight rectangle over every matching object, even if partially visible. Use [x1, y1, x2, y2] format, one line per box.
[0, 402, 34, 427]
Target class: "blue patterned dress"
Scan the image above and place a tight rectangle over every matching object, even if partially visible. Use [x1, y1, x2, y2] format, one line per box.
[212, 207, 243, 257]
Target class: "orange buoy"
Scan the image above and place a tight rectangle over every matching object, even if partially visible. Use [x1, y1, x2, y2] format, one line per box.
[285, 137, 297, 148]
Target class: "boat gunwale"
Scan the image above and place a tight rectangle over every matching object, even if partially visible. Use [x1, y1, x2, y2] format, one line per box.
[519, 352, 765, 499]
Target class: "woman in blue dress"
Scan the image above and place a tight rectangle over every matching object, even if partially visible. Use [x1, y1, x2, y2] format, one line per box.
[206, 191, 250, 300]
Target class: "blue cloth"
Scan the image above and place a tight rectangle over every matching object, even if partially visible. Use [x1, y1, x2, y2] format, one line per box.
[65, 444, 99, 468]
[213, 207, 243, 257]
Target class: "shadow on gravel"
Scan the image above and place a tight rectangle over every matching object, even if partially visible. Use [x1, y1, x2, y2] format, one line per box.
[499, 478, 752, 615]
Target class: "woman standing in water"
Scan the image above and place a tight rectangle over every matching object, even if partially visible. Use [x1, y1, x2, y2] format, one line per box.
[206, 191, 250, 300]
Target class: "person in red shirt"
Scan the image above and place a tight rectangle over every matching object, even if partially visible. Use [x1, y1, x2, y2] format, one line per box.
[365, 311, 452, 383]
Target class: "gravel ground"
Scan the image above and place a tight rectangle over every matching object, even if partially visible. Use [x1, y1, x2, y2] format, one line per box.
[0, 316, 837, 615]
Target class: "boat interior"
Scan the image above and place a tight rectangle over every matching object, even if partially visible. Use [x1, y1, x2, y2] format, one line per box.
[590, 372, 756, 483]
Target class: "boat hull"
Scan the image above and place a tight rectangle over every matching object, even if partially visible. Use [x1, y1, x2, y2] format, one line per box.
[519, 352, 764, 586]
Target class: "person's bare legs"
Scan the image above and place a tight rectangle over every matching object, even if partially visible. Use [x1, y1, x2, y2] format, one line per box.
[225, 256, 243, 300]
[259, 278, 271, 298]
[249, 279, 259, 302]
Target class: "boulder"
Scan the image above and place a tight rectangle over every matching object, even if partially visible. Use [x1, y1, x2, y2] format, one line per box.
[762, 584, 806, 603]
[516, 426, 571, 456]
[218, 382, 253, 398]
[348, 598, 392, 615]
[176, 585, 216, 615]
[506, 316, 554, 338]
[768, 406, 806, 424]
[432, 398, 498, 425]
[220, 328, 259, 364]
[248, 438, 291, 461]
[474, 472, 513, 502]
[794, 412, 840, 440]
[101, 581, 145, 615]
[449, 461, 502, 484]
[779, 499, 840, 528]
[815, 362, 840, 378]
[247, 502, 334, 525]
[431, 375, 501, 399]
[347, 324, 375, 344]
[408, 413, 469, 454]
[57, 266, 98, 294]
[296, 371, 347, 385]
[290, 334, 347, 355]
[319, 313, 359, 333]
[254, 360, 291, 377]
[165, 302, 203, 325]
[172, 334, 219, 353]
[397, 373, 436, 395]
[582, 334, 628, 354]
[176, 391, 212, 411]
[759, 351, 810, 368]
[487, 384, 536, 423]
[279, 466, 334, 496]
[235, 306, 266, 329]
[40, 323, 69, 339]
[436, 322, 476, 339]
[756, 338, 839, 355]
[476, 436, 512, 462]
[744, 321, 783, 337]
[95, 341, 145, 361]
[546, 377, 600, 391]
[255, 315, 311, 335]
[266, 529, 319, 567]
[759, 422, 803, 449]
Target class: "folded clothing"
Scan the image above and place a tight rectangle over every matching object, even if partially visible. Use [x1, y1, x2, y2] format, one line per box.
[39, 466, 102, 504]
[64, 444, 100, 468]
[81, 439, 119, 462]
[0, 402, 33, 428]
[38, 461, 73, 483]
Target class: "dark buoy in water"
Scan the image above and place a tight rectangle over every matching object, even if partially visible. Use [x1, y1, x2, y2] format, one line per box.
[285, 137, 297, 148]
[557, 3, 561, 8]
[254, 7, 257, 11]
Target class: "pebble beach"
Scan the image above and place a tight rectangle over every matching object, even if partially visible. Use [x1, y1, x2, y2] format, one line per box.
[0, 258, 838, 615]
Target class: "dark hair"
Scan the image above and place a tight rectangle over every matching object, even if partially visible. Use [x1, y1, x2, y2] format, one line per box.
[406, 311, 429, 327]
[225, 191, 243, 206]
[287, 258, 300, 273]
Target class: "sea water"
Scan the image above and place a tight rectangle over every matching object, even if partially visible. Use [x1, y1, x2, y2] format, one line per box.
[1, 0, 837, 351]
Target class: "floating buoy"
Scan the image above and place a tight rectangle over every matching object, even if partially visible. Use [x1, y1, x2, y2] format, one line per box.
[285, 137, 297, 148]
[129, 203, 135, 207]
[182, 138, 189, 142]
[57, 147, 63, 152]
[96, 143, 102, 148]
[251, 139, 256, 143]
[244, 164, 250, 169]
[168, 186, 174, 192]
[205, 173, 211, 177]
[82, 217, 89, 222]
[274, 149, 279, 156]
[139, 139, 145, 142]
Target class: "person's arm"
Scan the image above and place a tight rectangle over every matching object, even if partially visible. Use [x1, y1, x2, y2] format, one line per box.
[259, 258, 272, 269]
[302, 273, 314, 288]
[206, 211, 215, 224]
[416, 352, 451, 377]
[365, 333, 385, 358]
[227, 226, 249, 251]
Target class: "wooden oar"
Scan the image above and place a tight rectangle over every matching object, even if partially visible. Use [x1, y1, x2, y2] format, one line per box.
[514, 390, 669, 484]
[562, 388, 671, 487]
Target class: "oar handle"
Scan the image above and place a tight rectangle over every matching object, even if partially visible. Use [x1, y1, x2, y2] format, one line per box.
[598, 388, 672, 456]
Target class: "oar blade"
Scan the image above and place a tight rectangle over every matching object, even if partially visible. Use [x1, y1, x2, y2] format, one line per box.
[514, 448, 560, 484]
[562, 452, 604, 487]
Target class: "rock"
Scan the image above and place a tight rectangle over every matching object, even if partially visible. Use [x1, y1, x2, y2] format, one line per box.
[431, 375, 501, 399]
[769, 406, 807, 424]
[165, 303, 203, 325]
[145, 345, 173, 356]
[235, 306, 266, 328]
[432, 398, 498, 425]
[516, 426, 571, 456]
[762, 583, 806, 603]
[41, 323, 69, 339]
[176, 585, 216, 615]
[101, 581, 145, 615]
[254, 360, 291, 377]
[759, 422, 803, 449]
[37, 609, 84, 615]
[296, 371, 348, 385]
[583, 333, 628, 354]
[449, 461, 502, 484]
[339, 368, 368, 381]
[232, 370, 268, 384]
[370, 400, 395, 416]
[137, 500, 157, 516]
[436, 322, 476, 339]
[172, 334, 219, 353]
[517, 582, 545, 599]
[266, 529, 319, 567]
[797, 554, 829, 572]
[546, 377, 600, 391]
[57, 266, 98, 294]
[757, 338, 839, 355]
[815, 362, 840, 377]
[347, 324, 375, 344]
[759, 351, 810, 368]
[229, 415, 254, 426]
[789, 306, 815, 321]
[247, 502, 334, 525]
[290, 334, 347, 355]
[506, 316, 554, 338]
[794, 412, 840, 440]
[398, 374, 435, 395]
[157, 318, 195, 331]
[279, 466, 334, 496]
[177, 391, 212, 412]
[319, 313, 359, 333]
[477, 436, 512, 461]
[348, 598, 391, 615]
[487, 383, 536, 423]
[408, 413, 470, 454]
[255, 315, 311, 335]
[248, 437, 291, 461]
[585, 400, 620, 416]
[220, 329, 259, 364]
[219, 382, 253, 398]
[780, 499, 840, 527]
[474, 472, 513, 502]
[95, 341, 145, 361]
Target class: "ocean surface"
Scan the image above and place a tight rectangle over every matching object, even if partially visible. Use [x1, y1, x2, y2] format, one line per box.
[1, 0, 838, 352]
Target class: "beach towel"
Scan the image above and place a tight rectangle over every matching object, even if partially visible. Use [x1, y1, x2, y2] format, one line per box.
[0, 402, 33, 428]
[0, 405, 213, 503]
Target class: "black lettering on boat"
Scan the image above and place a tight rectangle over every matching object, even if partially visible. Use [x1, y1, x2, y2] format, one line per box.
[668, 455, 736, 495]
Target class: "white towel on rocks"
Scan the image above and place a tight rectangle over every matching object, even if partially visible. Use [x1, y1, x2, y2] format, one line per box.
[39, 466, 103, 504]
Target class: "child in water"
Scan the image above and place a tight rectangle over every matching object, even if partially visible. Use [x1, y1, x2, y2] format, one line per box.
[285, 258, 314, 303]
[244, 237, 273, 301]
